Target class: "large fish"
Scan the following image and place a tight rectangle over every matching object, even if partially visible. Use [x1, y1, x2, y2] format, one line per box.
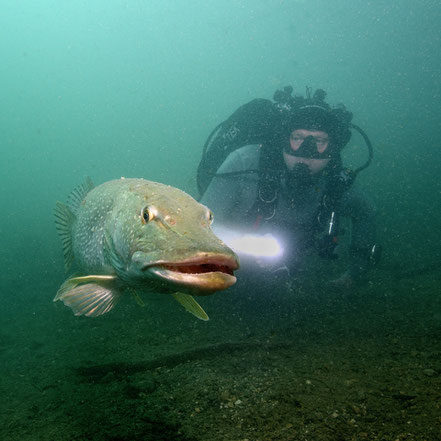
[54, 178, 239, 320]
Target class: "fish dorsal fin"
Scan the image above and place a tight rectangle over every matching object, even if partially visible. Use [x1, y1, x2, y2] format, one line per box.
[54, 178, 94, 271]
[172, 292, 209, 321]
[54, 201, 76, 270]
[67, 177, 94, 215]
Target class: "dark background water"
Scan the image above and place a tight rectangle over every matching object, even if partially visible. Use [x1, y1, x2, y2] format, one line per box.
[1, 1, 441, 439]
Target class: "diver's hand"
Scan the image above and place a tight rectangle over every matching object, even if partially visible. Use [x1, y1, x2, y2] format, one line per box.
[255, 257, 275, 271]
[328, 270, 354, 289]
[255, 258, 291, 277]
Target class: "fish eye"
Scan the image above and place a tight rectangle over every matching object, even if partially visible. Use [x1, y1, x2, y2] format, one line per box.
[141, 206, 154, 224]
[207, 210, 214, 224]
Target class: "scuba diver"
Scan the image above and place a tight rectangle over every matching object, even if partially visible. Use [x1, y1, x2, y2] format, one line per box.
[196, 86, 380, 287]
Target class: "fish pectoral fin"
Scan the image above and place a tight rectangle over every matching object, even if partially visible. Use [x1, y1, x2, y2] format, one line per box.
[54, 275, 121, 317]
[54, 275, 118, 300]
[172, 293, 209, 321]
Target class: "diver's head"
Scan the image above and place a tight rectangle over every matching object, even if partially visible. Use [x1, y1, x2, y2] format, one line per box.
[283, 129, 331, 174]
[280, 98, 352, 173]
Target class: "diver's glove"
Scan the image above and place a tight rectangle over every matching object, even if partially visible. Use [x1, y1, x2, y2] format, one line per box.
[254, 258, 292, 284]
[255, 257, 289, 274]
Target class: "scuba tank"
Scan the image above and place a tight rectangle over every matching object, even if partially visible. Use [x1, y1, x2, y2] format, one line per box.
[196, 86, 308, 196]
[196, 98, 278, 195]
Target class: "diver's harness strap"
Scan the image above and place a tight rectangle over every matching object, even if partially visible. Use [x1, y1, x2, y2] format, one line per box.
[246, 121, 373, 258]
[249, 157, 357, 259]
[251, 170, 280, 229]
[315, 165, 356, 259]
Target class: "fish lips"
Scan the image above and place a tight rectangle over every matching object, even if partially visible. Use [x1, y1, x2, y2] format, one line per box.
[142, 254, 239, 294]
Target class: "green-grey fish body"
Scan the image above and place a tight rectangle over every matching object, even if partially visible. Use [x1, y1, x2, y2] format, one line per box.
[54, 178, 239, 319]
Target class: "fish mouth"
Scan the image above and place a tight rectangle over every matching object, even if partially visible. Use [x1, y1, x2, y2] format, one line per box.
[143, 254, 239, 294]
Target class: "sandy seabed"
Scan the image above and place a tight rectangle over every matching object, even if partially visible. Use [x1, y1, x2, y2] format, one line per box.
[1, 265, 440, 441]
